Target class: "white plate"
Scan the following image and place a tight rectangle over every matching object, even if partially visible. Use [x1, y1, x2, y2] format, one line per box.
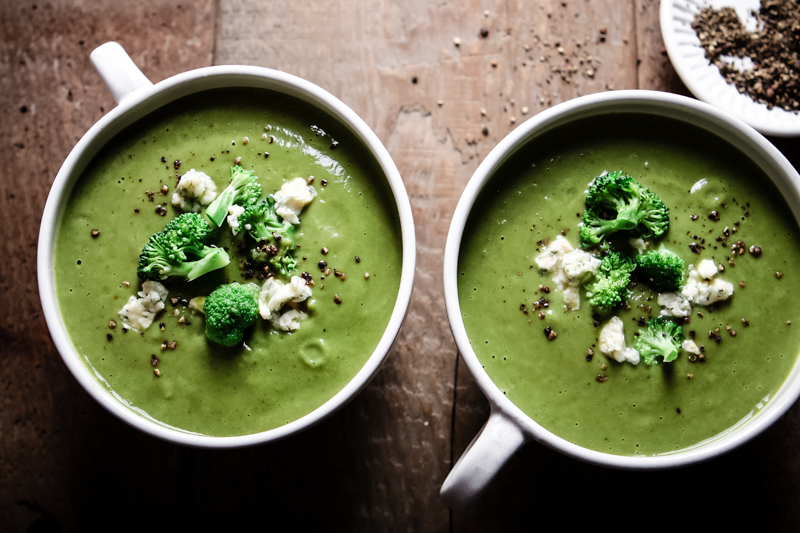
[660, 0, 800, 137]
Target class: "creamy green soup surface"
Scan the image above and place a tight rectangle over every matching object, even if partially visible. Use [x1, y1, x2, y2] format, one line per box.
[458, 114, 800, 456]
[56, 88, 402, 437]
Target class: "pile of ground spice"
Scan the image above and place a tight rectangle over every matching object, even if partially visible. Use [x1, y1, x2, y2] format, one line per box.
[691, 0, 799, 112]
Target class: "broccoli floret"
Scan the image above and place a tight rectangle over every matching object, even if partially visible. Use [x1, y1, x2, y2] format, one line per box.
[635, 191, 670, 239]
[239, 197, 299, 276]
[205, 165, 263, 227]
[270, 249, 298, 276]
[598, 249, 636, 276]
[586, 251, 635, 314]
[580, 206, 623, 247]
[162, 212, 214, 258]
[635, 317, 683, 365]
[580, 171, 670, 247]
[204, 282, 259, 346]
[137, 213, 230, 281]
[634, 244, 685, 291]
[239, 197, 295, 243]
[585, 274, 630, 314]
[249, 244, 299, 277]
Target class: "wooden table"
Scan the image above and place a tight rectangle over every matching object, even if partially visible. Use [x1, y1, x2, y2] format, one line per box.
[2, 0, 799, 529]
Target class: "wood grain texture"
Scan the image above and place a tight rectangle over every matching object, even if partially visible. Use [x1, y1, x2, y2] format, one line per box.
[1, 0, 799, 530]
[632, 3, 800, 530]
[0, 1, 215, 530]
[218, 1, 638, 528]
[451, 2, 800, 530]
[634, 0, 688, 94]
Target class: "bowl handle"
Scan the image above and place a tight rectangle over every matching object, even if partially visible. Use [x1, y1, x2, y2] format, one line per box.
[90, 42, 153, 106]
[440, 408, 527, 509]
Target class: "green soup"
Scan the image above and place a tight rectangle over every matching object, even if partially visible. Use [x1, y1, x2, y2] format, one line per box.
[458, 114, 800, 456]
[55, 88, 402, 437]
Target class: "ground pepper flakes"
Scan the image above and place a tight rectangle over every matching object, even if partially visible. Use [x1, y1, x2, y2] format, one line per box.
[692, 1, 800, 112]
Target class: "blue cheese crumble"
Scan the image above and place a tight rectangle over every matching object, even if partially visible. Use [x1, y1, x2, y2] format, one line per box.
[171, 169, 218, 212]
[273, 177, 318, 225]
[535, 235, 600, 310]
[598, 316, 640, 365]
[258, 276, 313, 331]
[118, 280, 169, 330]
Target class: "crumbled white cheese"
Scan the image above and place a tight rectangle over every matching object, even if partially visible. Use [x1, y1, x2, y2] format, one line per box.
[226, 204, 246, 235]
[171, 169, 218, 212]
[682, 339, 701, 355]
[269, 309, 308, 331]
[534, 235, 574, 271]
[599, 316, 625, 353]
[258, 276, 312, 320]
[696, 259, 718, 280]
[562, 286, 580, 309]
[598, 316, 640, 365]
[629, 238, 649, 254]
[118, 281, 169, 330]
[618, 347, 641, 365]
[559, 250, 601, 286]
[681, 266, 734, 306]
[658, 292, 692, 317]
[535, 236, 599, 310]
[273, 177, 317, 224]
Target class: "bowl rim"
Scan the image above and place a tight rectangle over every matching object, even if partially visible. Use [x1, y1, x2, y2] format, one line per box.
[37, 64, 416, 448]
[443, 89, 800, 468]
[659, 0, 800, 138]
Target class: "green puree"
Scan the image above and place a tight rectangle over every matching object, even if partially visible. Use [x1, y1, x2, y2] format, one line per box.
[459, 114, 800, 456]
[55, 88, 402, 436]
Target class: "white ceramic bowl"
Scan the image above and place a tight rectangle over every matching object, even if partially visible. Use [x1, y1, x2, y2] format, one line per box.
[440, 90, 800, 508]
[660, 0, 800, 137]
[37, 42, 416, 448]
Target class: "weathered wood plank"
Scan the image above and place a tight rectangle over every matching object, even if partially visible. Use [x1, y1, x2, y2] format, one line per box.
[2, 0, 799, 529]
[442, 1, 640, 529]
[452, 3, 800, 527]
[217, 0, 639, 528]
[449, 2, 800, 530]
[635, 2, 800, 530]
[634, 0, 688, 94]
[0, 1, 216, 529]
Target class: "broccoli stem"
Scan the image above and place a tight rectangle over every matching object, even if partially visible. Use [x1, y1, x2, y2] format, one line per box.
[249, 224, 292, 244]
[613, 199, 641, 230]
[206, 187, 237, 227]
[642, 334, 679, 363]
[186, 248, 230, 281]
[640, 333, 678, 363]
